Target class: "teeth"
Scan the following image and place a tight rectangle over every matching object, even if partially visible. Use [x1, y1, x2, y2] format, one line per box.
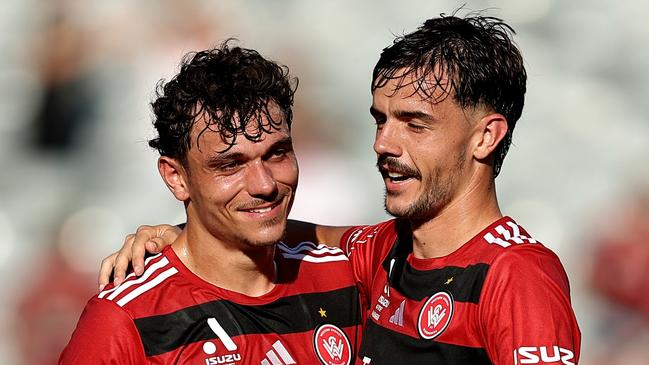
[250, 207, 272, 213]
[388, 172, 405, 179]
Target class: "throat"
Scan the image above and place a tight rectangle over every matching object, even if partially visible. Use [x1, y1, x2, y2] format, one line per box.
[410, 211, 502, 259]
[411, 234, 464, 259]
[174, 237, 277, 297]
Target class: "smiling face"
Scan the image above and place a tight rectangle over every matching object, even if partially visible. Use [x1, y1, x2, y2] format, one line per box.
[371, 71, 481, 222]
[162, 103, 298, 250]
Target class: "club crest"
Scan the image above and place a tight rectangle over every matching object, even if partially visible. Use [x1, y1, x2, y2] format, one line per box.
[313, 324, 352, 365]
[417, 291, 454, 339]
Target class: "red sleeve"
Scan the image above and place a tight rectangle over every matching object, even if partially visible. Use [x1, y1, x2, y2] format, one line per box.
[59, 297, 147, 364]
[340, 222, 394, 314]
[479, 245, 581, 365]
[340, 225, 374, 306]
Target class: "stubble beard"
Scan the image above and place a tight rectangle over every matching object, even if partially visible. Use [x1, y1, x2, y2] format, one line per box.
[235, 218, 285, 249]
[384, 151, 466, 222]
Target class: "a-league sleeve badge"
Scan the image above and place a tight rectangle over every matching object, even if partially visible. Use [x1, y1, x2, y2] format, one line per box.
[417, 291, 454, 339]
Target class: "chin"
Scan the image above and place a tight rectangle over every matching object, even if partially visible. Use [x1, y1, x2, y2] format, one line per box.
[384, 195, 408, 218]
[384, 196, 438, 221]
[245, 239, 278, 248]
[247, 223, 286, 246]
[384, 202, 406, 218]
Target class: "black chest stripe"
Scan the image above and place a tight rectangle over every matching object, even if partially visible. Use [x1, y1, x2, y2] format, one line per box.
[360, 320, 491, 365]
[382, 220, 490, 303]
[134, 285, 361, 356]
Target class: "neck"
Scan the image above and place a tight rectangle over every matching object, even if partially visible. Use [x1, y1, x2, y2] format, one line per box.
[410, 175, 502, 259]
[171, 219, 277, 297]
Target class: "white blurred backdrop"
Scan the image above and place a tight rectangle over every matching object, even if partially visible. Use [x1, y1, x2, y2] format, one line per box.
[1, 0, 649, 364]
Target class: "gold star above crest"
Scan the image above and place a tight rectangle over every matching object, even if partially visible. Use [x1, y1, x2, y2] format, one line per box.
[318, 307, 327, 317]
[445, 277, 454, 285]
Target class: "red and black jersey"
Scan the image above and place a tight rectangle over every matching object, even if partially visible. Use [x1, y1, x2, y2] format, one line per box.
[60, 242, 362, 365]
[342, 217, 581, 365]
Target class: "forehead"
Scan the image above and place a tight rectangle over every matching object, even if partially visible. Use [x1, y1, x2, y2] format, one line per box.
[372, 69, 456, 113]
[375, 65, 452, 97]
[189, 103, 290, 155]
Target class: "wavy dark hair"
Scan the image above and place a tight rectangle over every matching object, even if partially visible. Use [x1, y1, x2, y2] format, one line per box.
[372, 13, 526, 177]
[149, 40, 298, 164]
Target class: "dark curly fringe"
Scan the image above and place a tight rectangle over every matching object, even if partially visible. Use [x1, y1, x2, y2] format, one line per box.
[149, 39, 298, 163]
[372, 12, 526, 177]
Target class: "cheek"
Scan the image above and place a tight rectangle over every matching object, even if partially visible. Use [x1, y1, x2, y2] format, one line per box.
[273, 158, 299, 189]
[194, 174, 244, 210]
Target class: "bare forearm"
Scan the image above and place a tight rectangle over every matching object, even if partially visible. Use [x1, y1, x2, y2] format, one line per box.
[285, 219, 351, 248]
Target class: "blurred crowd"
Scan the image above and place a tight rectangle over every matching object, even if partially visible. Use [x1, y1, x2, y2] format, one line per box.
[1, 0, 648, 364]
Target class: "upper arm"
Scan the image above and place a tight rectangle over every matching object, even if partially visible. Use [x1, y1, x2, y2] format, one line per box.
[315, 224, 352, 248]
[479, 247, 581, 364]
[285, 219, 352, 248]
[59, 298, 146, 364]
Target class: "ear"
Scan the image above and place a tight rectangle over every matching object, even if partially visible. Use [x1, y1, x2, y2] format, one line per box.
[158, 156, 190, 201]
[473, 113, 508, 160]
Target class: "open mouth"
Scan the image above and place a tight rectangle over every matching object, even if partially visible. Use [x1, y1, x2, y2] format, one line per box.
[377, 156, 420, 184]
[385, 171, 414, 183]
[247, 205, 274, 214]
[238, 197, 285, 219]
[379, 164, 420, 184]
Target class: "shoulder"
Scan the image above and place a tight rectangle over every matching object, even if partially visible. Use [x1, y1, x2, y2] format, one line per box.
[277, 241, 349, 264]
[97, 252, 179, 312]
[489, 244, 569, 288]
[59, 296, 146, 363]
[479, 219, 571, 294]
[340, 219, 398, 253]
[480, 217, 540, 249]
[478, 218, 562, 264]
[276, 241, 357, 292]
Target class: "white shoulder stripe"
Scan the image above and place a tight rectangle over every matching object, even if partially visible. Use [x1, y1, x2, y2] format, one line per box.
[280, 252, 349, 263]
[484, 222, 538, 248]
[278, 245, 343, 256]
[98, 253, 163, 299]
[116, 267, 178, 307]
[484, 232, 511, 248]
[506, 221, 520, 237]
[495, 225, 512, 240]
[101, 256, 170, 300]
[277, 241, 317, 252]
[277, 241, 343, 255]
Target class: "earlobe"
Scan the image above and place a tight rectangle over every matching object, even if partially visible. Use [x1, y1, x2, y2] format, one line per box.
[474, 113, 508, 160]
[158, 157, 190, 201]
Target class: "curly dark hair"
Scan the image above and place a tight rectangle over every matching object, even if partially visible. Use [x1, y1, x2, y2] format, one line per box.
[149, 40, 298, 163]
[372, 13, 526, 177]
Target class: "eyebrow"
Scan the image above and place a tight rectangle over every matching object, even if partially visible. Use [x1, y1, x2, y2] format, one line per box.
[370, 106, 436, 124]
[262, 137, 293, 159]
[369, 106, 384, 120]
[206, 136, 293, 165]
[394, 110, 436, 123]
[205, 151, 245, 167]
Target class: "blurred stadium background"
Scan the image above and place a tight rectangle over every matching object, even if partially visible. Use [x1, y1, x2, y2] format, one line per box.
[1, 0, 648, 363]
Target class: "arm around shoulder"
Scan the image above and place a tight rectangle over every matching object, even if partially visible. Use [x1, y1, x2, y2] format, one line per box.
[285, 219, 352, 248]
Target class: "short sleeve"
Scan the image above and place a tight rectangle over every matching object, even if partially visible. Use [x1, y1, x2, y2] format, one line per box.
[59, 297, 147, 364]
[479, 245, 581, 365]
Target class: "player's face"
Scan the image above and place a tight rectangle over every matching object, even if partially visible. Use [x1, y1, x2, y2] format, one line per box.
[182, 105, 298, 249]
[371, 72, 477, 221]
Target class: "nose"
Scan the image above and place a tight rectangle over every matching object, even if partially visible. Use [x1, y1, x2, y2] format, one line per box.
[373, 120, 402, 157]
[246, 160, 278, 198]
